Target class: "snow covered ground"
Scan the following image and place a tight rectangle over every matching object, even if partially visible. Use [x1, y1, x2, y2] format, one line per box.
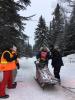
[0, 54, 75, 100]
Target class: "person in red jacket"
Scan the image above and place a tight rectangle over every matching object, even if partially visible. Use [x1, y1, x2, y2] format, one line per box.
[36, 47, 51, 66]
[0, 47, 17, 99]
[35, 47, 51, 79]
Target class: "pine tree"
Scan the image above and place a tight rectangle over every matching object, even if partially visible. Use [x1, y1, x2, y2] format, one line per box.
[34, 16, 49, 51]
[0, 0, 30, 54]
[48, 17, 56, 48]
[65, 5, 75, 54]
[49, 4, 65, 50]
[25, 44, 33, 57]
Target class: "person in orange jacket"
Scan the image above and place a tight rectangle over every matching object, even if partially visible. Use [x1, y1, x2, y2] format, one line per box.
[0, 47, 17, 99]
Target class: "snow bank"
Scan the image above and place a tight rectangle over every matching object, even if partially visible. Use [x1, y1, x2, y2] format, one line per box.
[0, 54, 75, 100]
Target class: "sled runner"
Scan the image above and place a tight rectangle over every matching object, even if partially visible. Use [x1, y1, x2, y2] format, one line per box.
[34, 61, 58, 88]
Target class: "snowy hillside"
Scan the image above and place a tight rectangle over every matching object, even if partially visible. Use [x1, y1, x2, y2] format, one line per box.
[0, 54, 75, 100]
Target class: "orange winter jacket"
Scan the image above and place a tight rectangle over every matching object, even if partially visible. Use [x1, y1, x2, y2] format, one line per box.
[0, 50, 16, 71]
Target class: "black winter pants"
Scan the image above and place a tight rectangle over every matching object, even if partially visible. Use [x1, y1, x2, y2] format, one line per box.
[53, 65, 61, 79]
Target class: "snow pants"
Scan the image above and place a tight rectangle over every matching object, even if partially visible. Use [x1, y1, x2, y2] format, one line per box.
[12, 69, 17, 83]
[0, 70, 13, 96]
[53, 65, 61, 79]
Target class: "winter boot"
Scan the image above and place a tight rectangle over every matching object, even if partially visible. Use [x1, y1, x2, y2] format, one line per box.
[8, 82, 17, 89]
[0, 94, 9, 99]
[12, 82, 17, 88]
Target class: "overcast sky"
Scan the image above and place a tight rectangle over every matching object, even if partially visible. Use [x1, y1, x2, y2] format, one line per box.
[20, 0, 58, 46]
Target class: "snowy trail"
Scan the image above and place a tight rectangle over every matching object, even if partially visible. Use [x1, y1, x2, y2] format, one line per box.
[0, 55, 75, 100]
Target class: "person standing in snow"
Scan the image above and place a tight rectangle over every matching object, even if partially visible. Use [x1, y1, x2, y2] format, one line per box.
[50, 45, 63, 82]
[11, 47, 20, 85]
[0, 46, 17, 99]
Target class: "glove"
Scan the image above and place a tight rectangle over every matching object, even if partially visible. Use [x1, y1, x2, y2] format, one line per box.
[16, 63, 20, 69]
[13, 55, 17, 59]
